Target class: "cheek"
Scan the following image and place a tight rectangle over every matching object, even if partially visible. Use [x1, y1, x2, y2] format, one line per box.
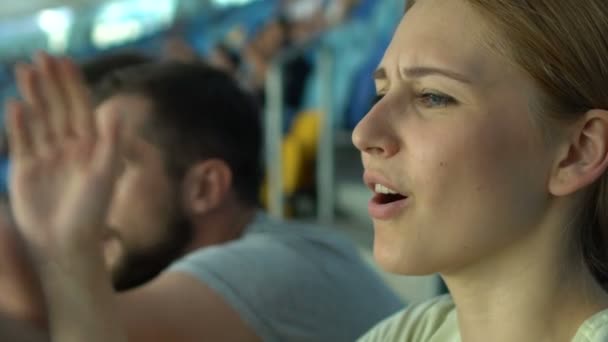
[107, 168, 177, 250]
[391, 115, 550, 270]
[420, 116, 545, 217]
[418, 109, 538, 183]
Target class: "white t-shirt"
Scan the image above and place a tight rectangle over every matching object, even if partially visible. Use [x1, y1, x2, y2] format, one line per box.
[358, 295, 608, 342]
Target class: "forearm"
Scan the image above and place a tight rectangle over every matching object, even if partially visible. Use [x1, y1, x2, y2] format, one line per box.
[36, 244, 125, 342]
[0, 272, 47, 328]
[0, 313, 49, 342]
[0, 219, 47, 328]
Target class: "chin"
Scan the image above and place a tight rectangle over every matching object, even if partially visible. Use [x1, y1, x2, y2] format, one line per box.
[373, 249, 437, 275]
[372, 230, 439, 276]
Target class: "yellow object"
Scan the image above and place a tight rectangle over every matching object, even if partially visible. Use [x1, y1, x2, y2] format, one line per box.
[260, 135, 304, 210]
[290, 110, 320, 163]
[260, 110, 322, 215]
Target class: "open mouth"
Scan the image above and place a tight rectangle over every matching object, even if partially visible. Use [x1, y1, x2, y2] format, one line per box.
[373, 193, 407, 204]
[372, 184, 408, 204]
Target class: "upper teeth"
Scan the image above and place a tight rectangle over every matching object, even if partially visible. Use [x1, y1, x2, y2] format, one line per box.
[375, 184, 399, 195]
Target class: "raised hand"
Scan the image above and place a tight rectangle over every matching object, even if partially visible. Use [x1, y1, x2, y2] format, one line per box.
[6, 53, 122, 257]
[5, 53, 126, 342]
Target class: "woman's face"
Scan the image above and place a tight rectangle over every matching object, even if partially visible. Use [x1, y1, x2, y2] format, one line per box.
[353, 0, 558, 275]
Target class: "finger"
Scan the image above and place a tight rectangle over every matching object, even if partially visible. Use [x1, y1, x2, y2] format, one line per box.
[59, 57, 95, 138]
[15, 63, 47, 112]
[14, 64, 54, 146]
[92, 108, 123, 181]
[35, 52, 71, 138]
[5, 101, 33, 159]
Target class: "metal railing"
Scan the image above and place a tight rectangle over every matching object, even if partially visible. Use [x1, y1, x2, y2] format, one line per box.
[264, 58, 285, 219]
[316, 47, 335, 224]
[264, 43, 335, 223]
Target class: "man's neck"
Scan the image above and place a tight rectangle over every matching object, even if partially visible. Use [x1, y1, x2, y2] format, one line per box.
[185, 203, 257, 253]
[442, 223, 608, 342]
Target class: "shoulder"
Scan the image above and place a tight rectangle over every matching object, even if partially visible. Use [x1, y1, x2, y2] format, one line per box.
[167, 217, 403, 341]
[358, 295, 456, 342]
[116, 271, 259, 342]
[170, 217, 355, 274]
[167, 217, 374, 300]
[574, 308, 608, 342]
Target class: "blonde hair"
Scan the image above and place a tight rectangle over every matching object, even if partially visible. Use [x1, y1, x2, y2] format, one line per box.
[406, 0, 608, 286]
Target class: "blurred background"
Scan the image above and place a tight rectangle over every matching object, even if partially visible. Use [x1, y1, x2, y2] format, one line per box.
[0, 0, 441, 304]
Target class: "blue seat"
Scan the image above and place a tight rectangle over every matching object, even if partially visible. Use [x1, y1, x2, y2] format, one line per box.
[344, 35, 391, 129]
[301, 19, 376, 128]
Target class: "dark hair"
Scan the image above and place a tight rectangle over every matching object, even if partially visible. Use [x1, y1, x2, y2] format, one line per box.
[80, 51, 155, 88]
[96, 62, 263, 206]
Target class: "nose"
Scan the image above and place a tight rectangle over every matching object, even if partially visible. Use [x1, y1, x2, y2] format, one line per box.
[352, 101, 399, 159]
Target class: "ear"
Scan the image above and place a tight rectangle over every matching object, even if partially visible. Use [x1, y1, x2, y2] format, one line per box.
[549, 109, 608, 196]
[181, 159, 233, 215]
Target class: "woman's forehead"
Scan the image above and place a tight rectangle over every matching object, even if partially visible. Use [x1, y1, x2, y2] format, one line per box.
[398, 0, 488, 55]
[382, 0, 510, 85]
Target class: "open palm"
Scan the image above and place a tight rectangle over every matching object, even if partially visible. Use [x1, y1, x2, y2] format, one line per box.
[6, 54, 122, 255]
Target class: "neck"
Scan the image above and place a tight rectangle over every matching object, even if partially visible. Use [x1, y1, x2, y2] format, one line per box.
[185, 201, 257, 253]
[442, 221, 608, 342]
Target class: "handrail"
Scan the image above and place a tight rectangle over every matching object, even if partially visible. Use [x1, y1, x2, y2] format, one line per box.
[316, 46, 335, 224]
[264, 41, 336, 222]
[264, 60, 284, 219]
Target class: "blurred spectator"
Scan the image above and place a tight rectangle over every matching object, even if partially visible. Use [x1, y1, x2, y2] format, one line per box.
[207, 43, 241, 75]
[162, 20, 201, 63]
[1, 60, 403, 342]
[326, 0, 358, 24]
[241, 17, 313, 114]
[242, 19, 287, 90]
[163, 35, 200, 63]
[282, 0, 327, 44]
[282, 0, 362, 41]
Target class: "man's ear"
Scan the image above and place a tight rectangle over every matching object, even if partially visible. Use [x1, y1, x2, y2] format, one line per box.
[549, 109, 608, 196]
[181, 159, 233, 215]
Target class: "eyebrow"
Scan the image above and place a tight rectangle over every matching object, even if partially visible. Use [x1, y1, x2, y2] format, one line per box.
[373, 66, 473, 84]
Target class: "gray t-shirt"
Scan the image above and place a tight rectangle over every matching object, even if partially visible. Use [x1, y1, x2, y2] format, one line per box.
[168, 212, 404, 342]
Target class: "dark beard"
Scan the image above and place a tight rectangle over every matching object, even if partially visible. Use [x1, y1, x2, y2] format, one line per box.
[112, 215, 193, 292]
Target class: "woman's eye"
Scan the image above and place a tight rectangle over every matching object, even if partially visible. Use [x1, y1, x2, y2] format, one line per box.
[417, 92, 456, 108]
